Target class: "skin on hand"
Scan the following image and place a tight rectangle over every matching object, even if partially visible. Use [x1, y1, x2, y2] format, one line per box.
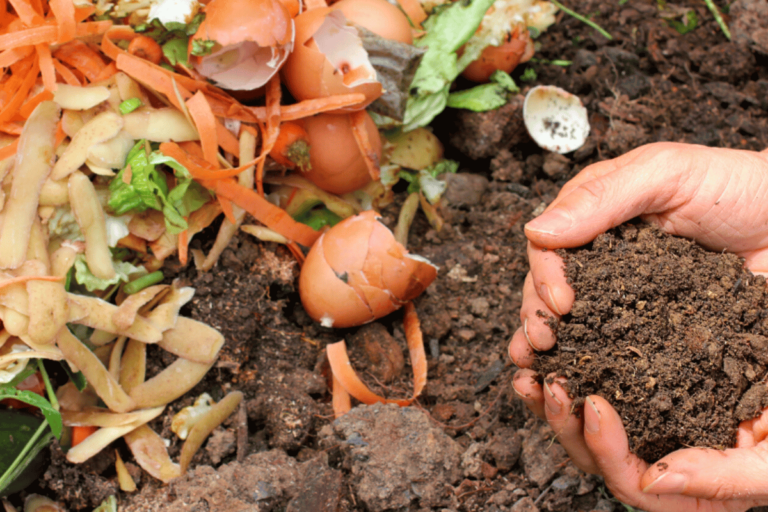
[510, 142, 768, 511]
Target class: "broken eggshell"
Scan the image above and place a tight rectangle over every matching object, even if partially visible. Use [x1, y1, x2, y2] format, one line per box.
[523, 85, 590, 154]
[299, 210, 437, 328]
[191, 0, 294, 91]
[281, 8, 382, 112]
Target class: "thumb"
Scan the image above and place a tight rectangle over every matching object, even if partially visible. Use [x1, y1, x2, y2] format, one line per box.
[641, 445, 768, 502]
[524, 143, 699, 248]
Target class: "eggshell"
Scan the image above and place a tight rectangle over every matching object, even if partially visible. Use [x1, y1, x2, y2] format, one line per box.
[331, 0, 413, 44]
[523, 85, 590, 154]
[281, 9, 381, 112]
[301, 113, 380, 195]
[299, 211, 438, 328]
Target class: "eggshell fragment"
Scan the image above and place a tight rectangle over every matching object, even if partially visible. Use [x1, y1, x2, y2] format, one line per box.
[331, 0, 413, 44]
[299, 211, 437, 328]
[282, 9, 381, 112]
[523, 85, 590, 154]
[191, 0, 294, 91]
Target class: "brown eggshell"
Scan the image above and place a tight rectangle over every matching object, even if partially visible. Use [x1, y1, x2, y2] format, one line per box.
[281, 8, 382, 112]
[299, 210, 438, 328]
[301, 113, 380, 195]
[462, 28, 535, 83]
[331, 0, 413, 44]
[299, 233, 373, 328]
[196, 0, 293, 48]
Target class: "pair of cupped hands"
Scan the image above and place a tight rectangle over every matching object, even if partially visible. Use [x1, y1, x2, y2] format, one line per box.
[511, 142, 768, 512]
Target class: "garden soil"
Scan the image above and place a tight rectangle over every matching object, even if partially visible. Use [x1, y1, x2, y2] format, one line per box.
[16, 0, 768, 511]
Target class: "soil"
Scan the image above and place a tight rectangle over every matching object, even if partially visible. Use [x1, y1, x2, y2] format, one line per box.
[10, 0, 768, 511]
[534, 223, 768, 462]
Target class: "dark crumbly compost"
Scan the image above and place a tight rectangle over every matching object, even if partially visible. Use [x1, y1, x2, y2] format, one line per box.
[534, 223, 768, 462]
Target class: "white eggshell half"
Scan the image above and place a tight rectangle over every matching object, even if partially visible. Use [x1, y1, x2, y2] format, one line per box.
[523, 85, 590, 154]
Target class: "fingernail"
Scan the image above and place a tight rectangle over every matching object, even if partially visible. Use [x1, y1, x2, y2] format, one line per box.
[525, 209, 573, 236]
[544, 382, 562, 415]
[523, 318, 536, 350]
[642, 472, 688, 495]
[585, 397, 600, 433]
[540, 284, 563, 316]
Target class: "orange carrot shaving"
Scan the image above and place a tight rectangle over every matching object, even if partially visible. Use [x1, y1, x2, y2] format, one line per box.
[286, 242, 305, 266]
[326, 302, 427, 410]
[74, 5, 95, 23]
[178, 201, 224, 264]
[0, 58, 37, 124]
[0, 138, 18, 160]
[18, 88, 52, 118]
[94, 61, 117, 81]
[218, 196, 236, 224]
[35, 43, 55, 91]
[127, 35, 162, 65]
[54, 39, 105, 82]
[71, 425, 99, 447]
[116, 53, 193, 111]
[213, 179, 321, 248]
[0, 45, 33, 68]
[256, 75, 282, 195]
[350, 110, 380, 181]
[8, 0, 43, 27]
[0, 20, 110, 52]
[0, 122, 21, 135]
[158, 142, 259, 181]
[186, 91, 219, 167]
[50, 0, 76, 43]
[52, 58, 81, 85]
[246, 93, 366, 122]
[215, 121, 239, 156]
[332, 374, 352, 418]
[396, 0, 428, 27]
[0, 275, 64, 291]
[269, 121, 309, 170]
[54, 120, 66, 148]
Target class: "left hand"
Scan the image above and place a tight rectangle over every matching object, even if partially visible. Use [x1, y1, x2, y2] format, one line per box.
[513, 371, 768, 512]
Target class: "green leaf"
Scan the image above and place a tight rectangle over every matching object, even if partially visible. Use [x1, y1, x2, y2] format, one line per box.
[665, 9, 698, 34]
[0, 387, 62, 439]
[93, 495, 118, 512]
[0, 411, 52, 497]
[162, 37, 189, 67]
[402, 0, 496, 131]
[191, 39, 216, 57]
[73, 255, 144, 292]
[520, 67, 537, 82]
[294, 208, 342, 231]
[447, 70, 519, 112]
[60, 363, 88, 392]
[118, 97, 143, 115]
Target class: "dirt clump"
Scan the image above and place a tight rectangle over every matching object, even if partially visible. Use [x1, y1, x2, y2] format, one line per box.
[535, 223, 768, 462]
[319, 402, 462, 511]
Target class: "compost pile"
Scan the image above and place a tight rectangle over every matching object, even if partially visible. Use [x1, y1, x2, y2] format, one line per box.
[535, 223, 768, 462]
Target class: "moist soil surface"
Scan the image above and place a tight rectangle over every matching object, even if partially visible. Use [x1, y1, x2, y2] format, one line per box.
[534, 223, 768, 462]
[11, 0, 768, 511]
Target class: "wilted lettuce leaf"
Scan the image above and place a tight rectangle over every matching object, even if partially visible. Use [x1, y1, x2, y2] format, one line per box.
[108, 141, 212, 234]
[447, 70, 520, 111]
[73, 255, 144, 292]
[402, 0, 496, 131]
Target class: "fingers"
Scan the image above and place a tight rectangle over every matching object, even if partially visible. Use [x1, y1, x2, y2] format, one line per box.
[543, 378, 599, 474]
[509, 273, 560, 367]
[640, 444, 768, 502]
[512, 368, 545, 420]
[527, 243, 574, 317]
[583, 395, 705, 512]
[525, 142, 699, 249]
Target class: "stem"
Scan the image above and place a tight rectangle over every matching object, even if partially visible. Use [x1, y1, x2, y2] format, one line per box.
[703, 0, 731, 40]
[394, 192, 420, 248]
[0, 422, 51, 493]
[36, 360, 58, 411]
[550, 0, 613, 40]
[123, 270, 164, 294]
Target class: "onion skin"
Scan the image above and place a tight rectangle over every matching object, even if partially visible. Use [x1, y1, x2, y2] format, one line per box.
[299, 211, 437, 328]
[281, 8, 381, 112]
[301, 112, 380, 195]
[462, 28, 535, 83]
[331, 0, 413, 44]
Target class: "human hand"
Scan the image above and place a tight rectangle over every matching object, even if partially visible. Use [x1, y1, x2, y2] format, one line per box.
[509, 142, 768, 511]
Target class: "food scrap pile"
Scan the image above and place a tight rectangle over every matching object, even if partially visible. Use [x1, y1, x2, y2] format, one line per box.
[0, 0, 559, 504]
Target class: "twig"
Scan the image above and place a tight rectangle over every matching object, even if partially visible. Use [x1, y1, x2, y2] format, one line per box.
[550, 0, 613, 40]
[703, 0, 731, 40]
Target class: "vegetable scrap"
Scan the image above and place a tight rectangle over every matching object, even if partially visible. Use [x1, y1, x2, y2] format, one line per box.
[0, 0, 565, 502]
